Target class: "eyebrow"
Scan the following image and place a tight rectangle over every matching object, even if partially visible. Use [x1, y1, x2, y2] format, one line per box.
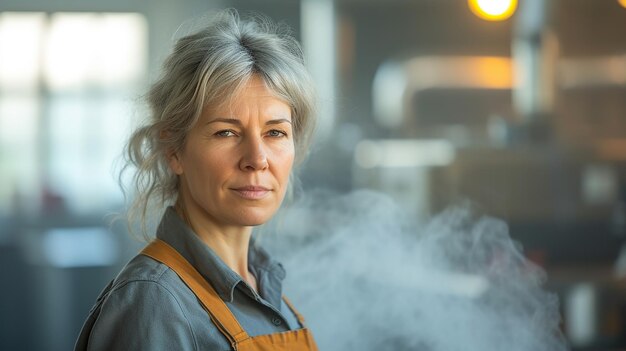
[206, 117, 292, 126]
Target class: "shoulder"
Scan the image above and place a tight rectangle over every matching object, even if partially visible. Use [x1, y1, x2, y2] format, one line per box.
[107, 254, 199, 302]
[111, 253, 171, 287]
[79, 255, 199, 351]
[106, 255, 187, 312]
[76, 254, 233, 351]
[101, 254, 196, 314]
[105, 253, 221, 320]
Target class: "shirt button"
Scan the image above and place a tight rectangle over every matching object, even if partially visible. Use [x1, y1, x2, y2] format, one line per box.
[271, 317, 282, 326]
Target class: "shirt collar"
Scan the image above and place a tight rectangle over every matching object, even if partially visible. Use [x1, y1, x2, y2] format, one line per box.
[249, 237, 286, 308]
[155, 207, 285, 303]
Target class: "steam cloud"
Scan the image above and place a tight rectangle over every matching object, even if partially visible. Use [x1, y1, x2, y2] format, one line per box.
[259, 189, 568, 351]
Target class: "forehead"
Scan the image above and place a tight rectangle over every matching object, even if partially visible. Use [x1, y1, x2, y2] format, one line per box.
[204, 76, 291, 116]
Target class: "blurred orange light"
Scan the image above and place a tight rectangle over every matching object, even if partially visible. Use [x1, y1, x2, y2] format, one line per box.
[468, 0, 517, 21]
[619, 0, 626, 8]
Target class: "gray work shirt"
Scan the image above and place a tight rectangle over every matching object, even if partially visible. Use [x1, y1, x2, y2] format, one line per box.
[74, 207, 301, 351]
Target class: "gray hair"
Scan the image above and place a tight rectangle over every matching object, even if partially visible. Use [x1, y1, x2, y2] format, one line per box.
[122, 9, 316, 238]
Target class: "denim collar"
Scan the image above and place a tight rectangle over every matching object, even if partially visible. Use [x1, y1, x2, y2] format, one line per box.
[155, 206, 286, 306]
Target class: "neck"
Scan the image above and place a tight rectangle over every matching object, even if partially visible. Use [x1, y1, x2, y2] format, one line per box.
[175, 200, 255, 285]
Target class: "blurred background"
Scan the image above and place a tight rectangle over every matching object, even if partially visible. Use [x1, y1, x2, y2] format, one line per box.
[0, 0, 625, 350]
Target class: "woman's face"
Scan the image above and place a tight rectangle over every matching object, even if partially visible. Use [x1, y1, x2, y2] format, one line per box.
[170, 75, 295, 229]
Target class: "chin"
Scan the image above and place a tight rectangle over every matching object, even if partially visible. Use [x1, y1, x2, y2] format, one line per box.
[232, 209, 276, 227]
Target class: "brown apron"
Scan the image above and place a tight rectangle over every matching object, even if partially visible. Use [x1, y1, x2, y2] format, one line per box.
[141, 239, 319, 351]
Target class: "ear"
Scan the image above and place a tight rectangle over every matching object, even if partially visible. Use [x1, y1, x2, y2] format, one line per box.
[162, 130, 184, 175]
[167, 149, 184, 175]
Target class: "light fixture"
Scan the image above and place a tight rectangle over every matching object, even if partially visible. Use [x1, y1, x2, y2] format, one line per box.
[619, 0, 626, 9]
[468, 0, 518, 21]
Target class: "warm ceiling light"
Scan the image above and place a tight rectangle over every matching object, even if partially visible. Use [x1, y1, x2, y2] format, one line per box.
[468, 0, 518, 21]
[619, 0, 626, 8]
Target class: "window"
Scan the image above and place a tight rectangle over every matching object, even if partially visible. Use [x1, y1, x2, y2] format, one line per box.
[0, 12, 147, 215]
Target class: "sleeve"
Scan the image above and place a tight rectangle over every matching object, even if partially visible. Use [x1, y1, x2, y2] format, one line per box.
[84, 280, 197, 351]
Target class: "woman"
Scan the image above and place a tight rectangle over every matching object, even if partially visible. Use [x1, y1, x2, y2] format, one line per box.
[75, 9, 318, 351]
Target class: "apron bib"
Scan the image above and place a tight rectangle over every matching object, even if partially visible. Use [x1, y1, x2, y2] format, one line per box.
[141, 240, 319, 351]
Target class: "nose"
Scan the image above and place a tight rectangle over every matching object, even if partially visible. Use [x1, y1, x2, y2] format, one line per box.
[239, 135, 269, 171]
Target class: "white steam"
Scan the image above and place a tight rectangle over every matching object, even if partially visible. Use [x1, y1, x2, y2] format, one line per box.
[259, 189, 568, 351]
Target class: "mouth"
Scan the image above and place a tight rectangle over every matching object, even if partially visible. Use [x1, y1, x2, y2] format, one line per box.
[230, 186, 272, 200]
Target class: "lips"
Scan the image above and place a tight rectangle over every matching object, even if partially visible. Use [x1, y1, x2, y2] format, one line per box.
[231, 186, 271, 200]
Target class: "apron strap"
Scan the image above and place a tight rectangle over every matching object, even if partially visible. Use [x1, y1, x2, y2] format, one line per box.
[141, 239, 250, 348]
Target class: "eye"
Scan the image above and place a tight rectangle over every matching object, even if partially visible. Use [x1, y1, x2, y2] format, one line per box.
[215, 130, 236, 137]
[267, 129, 287, 138]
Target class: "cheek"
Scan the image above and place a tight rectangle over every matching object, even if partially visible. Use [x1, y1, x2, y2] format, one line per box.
[277, 147, 295, 180]
[182, 149, 224, 184]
